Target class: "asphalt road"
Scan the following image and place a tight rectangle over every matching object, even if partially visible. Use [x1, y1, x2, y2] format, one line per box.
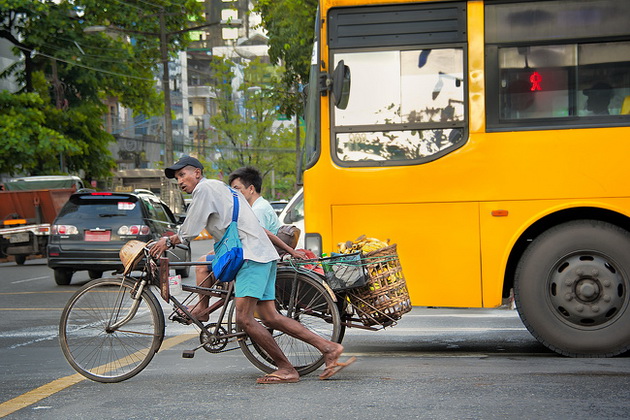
[1, 241, 629, 419]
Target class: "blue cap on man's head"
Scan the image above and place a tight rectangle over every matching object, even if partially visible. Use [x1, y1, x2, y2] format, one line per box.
[165, 156, 204, 179]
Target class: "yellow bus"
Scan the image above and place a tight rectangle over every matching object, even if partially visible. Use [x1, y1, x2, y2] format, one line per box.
[302, 0, 630, 357]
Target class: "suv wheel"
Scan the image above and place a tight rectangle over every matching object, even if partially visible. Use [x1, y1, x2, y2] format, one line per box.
[88, 270, 104, 280]
[54, 269, 73, 285]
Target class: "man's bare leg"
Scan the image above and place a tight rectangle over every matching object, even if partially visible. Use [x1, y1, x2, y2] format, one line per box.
[254, 300, 345, 370]
[189, 255, 213, 321]
[235, 296, 299, 381]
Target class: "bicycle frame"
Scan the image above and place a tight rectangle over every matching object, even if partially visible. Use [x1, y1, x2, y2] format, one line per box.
[106, 278, 149, 332]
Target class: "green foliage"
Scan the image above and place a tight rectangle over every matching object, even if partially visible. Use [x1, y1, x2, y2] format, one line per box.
[0, 0, 203, 178]
[0, 90, 80, 175]
[207, 56, 298, 199]
[254, 0, 318, 117]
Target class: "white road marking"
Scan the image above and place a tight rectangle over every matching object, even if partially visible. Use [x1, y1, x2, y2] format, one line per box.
[10, 276, 50, 284]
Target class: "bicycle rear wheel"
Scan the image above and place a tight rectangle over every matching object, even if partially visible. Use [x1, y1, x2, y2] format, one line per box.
[237, 268, 341, 375]
[59, 278, 165, 383]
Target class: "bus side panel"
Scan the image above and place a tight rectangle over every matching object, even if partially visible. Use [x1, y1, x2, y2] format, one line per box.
[479, 198, 630, 308]
[331, 202, 481, 307]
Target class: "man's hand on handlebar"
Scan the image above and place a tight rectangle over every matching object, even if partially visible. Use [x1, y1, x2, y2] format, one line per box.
[288, 249, 308, 260]
[149, 235, 181, 259]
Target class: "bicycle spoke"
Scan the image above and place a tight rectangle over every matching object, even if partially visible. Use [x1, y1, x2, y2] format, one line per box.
[60, 278, 164, 383]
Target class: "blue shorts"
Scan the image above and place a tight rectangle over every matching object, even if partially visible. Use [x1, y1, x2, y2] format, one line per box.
[206, 254, 276, 300]
[234, 260, 277, 301]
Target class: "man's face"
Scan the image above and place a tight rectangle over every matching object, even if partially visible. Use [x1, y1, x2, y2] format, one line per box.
[174, 166, 201, 193]
[230, 178, 255, 203]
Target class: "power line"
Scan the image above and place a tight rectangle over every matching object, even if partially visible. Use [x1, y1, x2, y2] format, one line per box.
[15, 45, 155, 81]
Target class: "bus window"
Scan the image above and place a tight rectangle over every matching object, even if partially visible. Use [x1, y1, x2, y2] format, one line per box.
[499, 45, 573, 120]
[333, 48, 465, 164]
[486, 0, 630, 129]
[577, 42, 630, 116]
[336, 129, 464, 162]
[334, 49, 464, 126]
[497, 42, 630, 121]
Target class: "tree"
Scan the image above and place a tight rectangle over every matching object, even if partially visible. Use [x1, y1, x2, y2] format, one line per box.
[0, 90, 80, 175]
[253, 0, 318, 186]
[206, 56, 296, 199]
[0, 0, 202, 178]
[254, 0, 317, 117]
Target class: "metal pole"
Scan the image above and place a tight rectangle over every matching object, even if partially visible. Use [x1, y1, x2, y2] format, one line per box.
[160, 10, 174, 167]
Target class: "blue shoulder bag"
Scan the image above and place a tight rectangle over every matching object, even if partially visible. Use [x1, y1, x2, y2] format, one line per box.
[212, 189, 245, 282]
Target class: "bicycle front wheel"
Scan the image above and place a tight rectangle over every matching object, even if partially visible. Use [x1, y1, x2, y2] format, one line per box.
[238, 268, 341, 375]
[59, 278, 165, 383]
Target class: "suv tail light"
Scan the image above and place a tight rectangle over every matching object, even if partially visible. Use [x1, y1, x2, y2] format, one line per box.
[52, 225, 79, 235]
[117, 225, 150, 235]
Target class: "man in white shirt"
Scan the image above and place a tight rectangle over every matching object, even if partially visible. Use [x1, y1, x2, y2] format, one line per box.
[150, 156, 354, 383]
[191, 167, 303, 319]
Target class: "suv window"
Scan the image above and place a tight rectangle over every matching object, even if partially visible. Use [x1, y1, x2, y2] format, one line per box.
[141, 196, 171, 222]
[57, 195, 143, 220]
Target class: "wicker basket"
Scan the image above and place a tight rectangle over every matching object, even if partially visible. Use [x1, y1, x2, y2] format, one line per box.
[346, 244, 412, 326]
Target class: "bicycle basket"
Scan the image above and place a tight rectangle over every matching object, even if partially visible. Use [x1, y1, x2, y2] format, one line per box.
[322, 252, 367, 291]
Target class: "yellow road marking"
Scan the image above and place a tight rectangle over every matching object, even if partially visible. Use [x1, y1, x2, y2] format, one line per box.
[0, 333, 196, 418]
[0, 308, 65, 311]
[0, 291, 75, 295]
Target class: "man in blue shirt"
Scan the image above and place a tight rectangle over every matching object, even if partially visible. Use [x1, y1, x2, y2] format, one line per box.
[228, 166, 282, 234]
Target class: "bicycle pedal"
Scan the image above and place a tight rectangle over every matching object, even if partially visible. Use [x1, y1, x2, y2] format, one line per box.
[171, 313, 192, 325]
[182, 350, 195, 359]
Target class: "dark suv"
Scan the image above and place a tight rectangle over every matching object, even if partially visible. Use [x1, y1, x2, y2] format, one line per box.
[47, 190, 190, 285]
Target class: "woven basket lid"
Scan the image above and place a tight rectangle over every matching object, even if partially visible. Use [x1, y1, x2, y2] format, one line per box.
[119, 240, 147, 274]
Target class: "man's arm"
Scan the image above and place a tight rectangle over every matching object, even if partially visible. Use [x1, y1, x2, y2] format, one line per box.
[264, 228, 307, 259]
[150, 181, 213, 257]
[150, 233, 183, 258]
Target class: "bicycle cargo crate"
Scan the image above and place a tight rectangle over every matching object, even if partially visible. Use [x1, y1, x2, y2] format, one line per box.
[322, 252, 367, 291]
[347, 244, 412, 326]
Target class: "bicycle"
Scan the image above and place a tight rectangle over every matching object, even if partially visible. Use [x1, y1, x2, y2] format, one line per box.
[58, 242, 342, 383]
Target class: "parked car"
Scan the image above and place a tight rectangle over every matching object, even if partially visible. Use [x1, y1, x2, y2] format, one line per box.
[47, 190, 190, 285]
[278, 188, 304, 249]
[270, 199, 289, 216]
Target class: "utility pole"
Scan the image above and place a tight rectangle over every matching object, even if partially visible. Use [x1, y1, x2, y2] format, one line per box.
[86, 16, 231, 167]
[159, 9, 174, 167]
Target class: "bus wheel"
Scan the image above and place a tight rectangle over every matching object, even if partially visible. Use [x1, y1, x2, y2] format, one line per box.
[514, 220, 630, 357]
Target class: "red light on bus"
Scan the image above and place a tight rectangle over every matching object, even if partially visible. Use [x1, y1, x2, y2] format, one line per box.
[530, 71, 542, 91]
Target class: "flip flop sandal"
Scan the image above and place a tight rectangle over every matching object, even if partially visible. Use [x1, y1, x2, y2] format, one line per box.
[319, 356, 357, 380]
[256, 373, 300, 384]
[170, 307, 193, 325]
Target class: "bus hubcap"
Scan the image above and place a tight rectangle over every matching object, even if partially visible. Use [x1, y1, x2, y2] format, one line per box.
[549, 254, 626, 327]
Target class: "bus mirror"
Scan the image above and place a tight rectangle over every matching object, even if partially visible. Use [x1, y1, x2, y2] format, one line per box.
[332, 60, 351, 110]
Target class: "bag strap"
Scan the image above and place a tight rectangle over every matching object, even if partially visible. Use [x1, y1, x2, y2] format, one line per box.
[229, 188, 239, 222]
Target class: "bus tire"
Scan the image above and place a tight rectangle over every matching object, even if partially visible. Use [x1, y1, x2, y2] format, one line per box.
[515, 220, 630, 357]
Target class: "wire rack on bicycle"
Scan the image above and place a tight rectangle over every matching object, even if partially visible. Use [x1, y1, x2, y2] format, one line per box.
[288, 244, 412, 327]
